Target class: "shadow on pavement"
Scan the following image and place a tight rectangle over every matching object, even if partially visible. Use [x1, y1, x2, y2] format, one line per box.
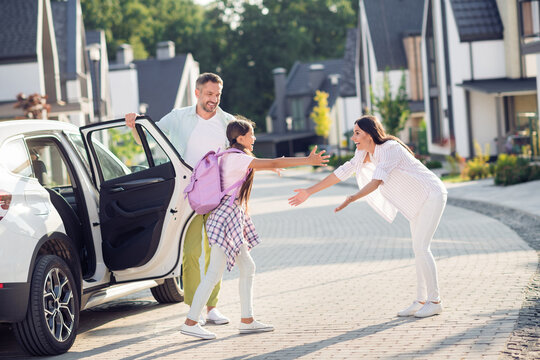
[0, 299, 177, 359]
[234, 317, 415, 360]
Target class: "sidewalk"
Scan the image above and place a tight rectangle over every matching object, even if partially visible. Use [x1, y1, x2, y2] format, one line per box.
[445, 178, 540, 219]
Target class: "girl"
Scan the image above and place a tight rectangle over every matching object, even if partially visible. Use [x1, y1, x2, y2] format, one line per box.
[289, 115, 447, 318]
[180, 116, 330, 340]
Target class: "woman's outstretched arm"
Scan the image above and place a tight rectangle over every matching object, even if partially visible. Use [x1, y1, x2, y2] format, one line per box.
[334, 179, 382, 212]
[288, 173, 341, 207]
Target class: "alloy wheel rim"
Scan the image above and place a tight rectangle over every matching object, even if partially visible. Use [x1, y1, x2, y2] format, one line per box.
[42, 267, 75, 342]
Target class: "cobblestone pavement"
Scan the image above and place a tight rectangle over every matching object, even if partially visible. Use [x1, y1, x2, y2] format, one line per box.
[0, 172, 537, 359]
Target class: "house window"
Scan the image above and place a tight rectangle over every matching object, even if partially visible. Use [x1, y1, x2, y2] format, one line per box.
[425, 0, 443, 143]
[291, 98, 305, 131]
[520, 0, 540, 42]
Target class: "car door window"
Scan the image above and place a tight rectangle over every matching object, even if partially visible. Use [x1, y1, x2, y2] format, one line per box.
[142, 128, 171, 166]
[66, 132, 91, 176]
[0, 138, 32, 177]
[25, 139, 72, 188]
[89, 125, 171, 182]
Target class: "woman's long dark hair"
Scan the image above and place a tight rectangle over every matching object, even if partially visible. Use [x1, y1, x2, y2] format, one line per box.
[355, 115, 414, 155]
[226, 116, 255, 210]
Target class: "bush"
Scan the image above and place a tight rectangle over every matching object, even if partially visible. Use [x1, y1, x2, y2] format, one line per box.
[425, 160, 442, 169]
[463, 142, 490, 180]
[446, 153, 465, 176]
[493, 154, 539, 185]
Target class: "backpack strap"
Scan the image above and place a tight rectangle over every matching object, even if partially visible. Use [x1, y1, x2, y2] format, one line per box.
[220, 148, 253, 206]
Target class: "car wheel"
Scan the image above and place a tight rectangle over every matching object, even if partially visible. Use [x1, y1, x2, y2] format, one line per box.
[151, 271, 184, 303]
[13, 255, 79, 356]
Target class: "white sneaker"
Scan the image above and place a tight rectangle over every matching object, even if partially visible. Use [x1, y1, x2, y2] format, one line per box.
[206, 308, 230, 325]
[414, 301, 443, 318]
[180, 323, 216, 340]
[397, 301, 425, 317]
[239, 320, 274, 334]
[198, 315, 206, 326]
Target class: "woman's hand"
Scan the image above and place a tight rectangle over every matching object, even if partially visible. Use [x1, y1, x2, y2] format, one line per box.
[288, 188, 311, 206]
[271, 168, 285, 176]
[334, 194, 357, 212]
[308, 146, 330, 166]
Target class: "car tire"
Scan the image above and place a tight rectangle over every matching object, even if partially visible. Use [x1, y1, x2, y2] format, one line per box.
[13, 255, 79, 356]
[151, 274, 184, 303]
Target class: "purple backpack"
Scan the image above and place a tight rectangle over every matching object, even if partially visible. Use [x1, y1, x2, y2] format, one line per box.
[183, 148, 251, 215]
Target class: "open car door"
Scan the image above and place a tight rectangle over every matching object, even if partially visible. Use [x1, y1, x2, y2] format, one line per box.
[80, 117, 194, 282]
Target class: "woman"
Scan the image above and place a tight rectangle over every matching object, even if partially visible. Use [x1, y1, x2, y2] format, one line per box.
[289, 115, 447, 318]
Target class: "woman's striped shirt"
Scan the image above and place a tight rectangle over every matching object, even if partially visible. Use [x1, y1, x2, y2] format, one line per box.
[334, 140, 447, 221]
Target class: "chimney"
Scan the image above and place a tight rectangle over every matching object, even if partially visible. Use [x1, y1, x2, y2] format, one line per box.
[157, 41, 175, 60]
[116, 44, 133, 65]
[308, 63, 325, 91]
[272, 67, 287, 134]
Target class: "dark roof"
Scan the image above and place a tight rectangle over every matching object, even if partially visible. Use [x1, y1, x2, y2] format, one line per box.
[458, 78, 537, 95]
[85, 31, 102, 45]
[0, 0, 39, 61]
[268, 59, 346, 119]
[51, 0, 82, 80]
[340, 28, 357, 97]
[134, 55, 187, 121]
[51, 1, 68, 77]
[449, 0, 503, 42]
[286, 59, 345, 96]
[363, 0, 424, 71]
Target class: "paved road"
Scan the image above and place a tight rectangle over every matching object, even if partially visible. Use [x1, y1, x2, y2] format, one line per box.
[1, 172, 536, 359]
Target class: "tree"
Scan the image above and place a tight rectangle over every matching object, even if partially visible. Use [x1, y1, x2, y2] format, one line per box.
[80, 0, 358, 131]
[370, 70, 410, 136]
[214, 0, 357, 130]
[310, 90, 331, 143]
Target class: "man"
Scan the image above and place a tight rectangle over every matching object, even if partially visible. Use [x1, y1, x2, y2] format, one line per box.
[125, 73, 233, 326]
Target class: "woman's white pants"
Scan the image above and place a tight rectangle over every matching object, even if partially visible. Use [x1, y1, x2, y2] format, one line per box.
[187, 244, 255, 321]
[410, 192, 447, 303]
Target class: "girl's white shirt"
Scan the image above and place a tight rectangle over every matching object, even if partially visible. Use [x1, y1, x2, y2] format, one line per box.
[220, 152, 254, 196]
[334, 140, 447, 222]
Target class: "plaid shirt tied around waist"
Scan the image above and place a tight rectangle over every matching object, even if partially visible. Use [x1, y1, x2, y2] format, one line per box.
[205, 195, 260, 271]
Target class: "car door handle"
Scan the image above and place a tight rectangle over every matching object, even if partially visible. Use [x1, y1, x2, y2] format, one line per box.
[111, 201, 163, 218]
[109, 186, 125, 193]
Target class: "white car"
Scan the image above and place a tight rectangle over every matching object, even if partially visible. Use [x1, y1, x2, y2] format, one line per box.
[0, 118, 195, 356]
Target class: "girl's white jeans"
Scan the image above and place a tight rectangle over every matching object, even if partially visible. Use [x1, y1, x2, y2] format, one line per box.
[187, 244, 255, 321]
[410, 192, 447, 303]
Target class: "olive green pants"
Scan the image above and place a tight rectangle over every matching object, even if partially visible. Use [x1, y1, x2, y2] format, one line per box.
[182, 214, 221, 306]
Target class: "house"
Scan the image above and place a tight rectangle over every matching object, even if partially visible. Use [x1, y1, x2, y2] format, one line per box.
[262, 29, 361, 158]
[133, 41, 199, 122]
[518, 0, 540, 158]
[356, 0, 426, 150]
[0, 0, 96, 125]
[421, 0, 538, 158]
